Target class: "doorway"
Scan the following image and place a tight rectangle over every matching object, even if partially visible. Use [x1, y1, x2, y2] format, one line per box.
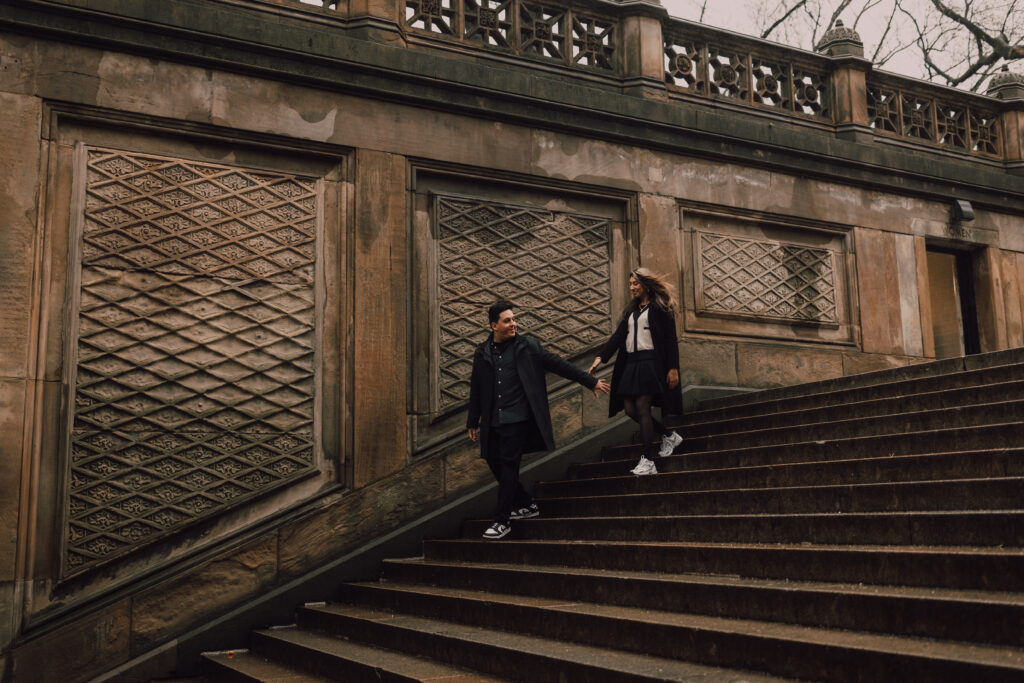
[926, 247, 980, 358]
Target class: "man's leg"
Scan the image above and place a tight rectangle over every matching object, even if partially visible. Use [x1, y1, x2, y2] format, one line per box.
[486, 422, 530, 524]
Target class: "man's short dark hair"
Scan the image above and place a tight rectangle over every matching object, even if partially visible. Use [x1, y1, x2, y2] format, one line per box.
[488, 300, 515, 324]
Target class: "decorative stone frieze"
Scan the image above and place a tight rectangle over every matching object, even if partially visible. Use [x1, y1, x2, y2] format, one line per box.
[64, 148, 319, 577]
[434, 194, 611, 410]
[697, 232, 838, 324]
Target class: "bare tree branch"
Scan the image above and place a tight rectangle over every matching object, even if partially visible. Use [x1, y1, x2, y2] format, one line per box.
[869, 1, 901, 65]
[928, 0, 1024, 58]
[760, 0, 809, 39]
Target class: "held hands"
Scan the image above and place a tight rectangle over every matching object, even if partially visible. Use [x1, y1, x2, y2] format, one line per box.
[588, 358, 610, 397]
[667, 368, 679, 390]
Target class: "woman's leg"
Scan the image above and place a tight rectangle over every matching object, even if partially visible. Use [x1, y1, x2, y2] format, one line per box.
[633, 394, 664, 459]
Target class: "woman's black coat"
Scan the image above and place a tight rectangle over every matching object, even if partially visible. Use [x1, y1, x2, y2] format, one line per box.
[467, 333, 598, 458]
[596, 304, 683, 418]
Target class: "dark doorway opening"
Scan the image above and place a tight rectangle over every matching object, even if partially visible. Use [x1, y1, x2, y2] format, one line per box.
[926, 246, 980, 358]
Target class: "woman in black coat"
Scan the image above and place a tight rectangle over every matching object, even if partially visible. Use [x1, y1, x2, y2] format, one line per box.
[589, 268, 683, 475]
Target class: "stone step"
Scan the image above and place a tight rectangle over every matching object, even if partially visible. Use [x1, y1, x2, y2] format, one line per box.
[678, 379, 1024, 439]
[687, 360, 1024, 424]
[534, 477, 1024, 516]
[421, 539, 1024, 591]
[591, 422, 1023, 470]
[325, 583, 1024, 683]
[295, 603, 785, 683]
[461, 510, 1024, 547]
[552, 449, 1024, 497]
[201, 648, 332, 682]
[242, 624, 502, 682]
[696, 349, 1024, 413]
[378, 559, 1024, 647]
[610, 400, 1024, 456]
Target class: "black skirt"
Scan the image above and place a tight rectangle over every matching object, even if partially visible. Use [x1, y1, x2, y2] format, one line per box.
[615, 350, 664, 396]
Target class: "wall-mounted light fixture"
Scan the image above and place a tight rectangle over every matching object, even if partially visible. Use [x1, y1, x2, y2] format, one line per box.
[952, 199, 975, 222]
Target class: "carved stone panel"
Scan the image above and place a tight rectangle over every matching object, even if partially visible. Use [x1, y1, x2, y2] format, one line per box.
[697, 232, 838, 325]
[64, 148, 319, 577]
[434, 194, 611, 411]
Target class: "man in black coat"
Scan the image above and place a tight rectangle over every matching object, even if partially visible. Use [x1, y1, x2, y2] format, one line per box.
[467, 300, 610, 539]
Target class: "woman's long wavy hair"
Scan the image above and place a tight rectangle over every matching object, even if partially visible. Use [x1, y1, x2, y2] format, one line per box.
[622, 267, 678, 319]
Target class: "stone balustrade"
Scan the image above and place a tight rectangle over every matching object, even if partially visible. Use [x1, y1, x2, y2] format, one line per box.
[261, 0, 1024, 168]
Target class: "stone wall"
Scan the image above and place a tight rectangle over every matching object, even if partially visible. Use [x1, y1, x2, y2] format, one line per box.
[0, 0, 1022, 680]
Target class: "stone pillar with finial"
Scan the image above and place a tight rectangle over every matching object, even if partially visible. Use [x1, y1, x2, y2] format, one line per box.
[987, 66, 1024, 173]
[817, 20, 872, 143]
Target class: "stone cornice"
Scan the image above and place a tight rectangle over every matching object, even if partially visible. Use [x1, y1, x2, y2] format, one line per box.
[2, 0, 1022, 211]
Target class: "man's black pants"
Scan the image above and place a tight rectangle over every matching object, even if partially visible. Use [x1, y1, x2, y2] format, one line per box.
[485, 421, 533, 525]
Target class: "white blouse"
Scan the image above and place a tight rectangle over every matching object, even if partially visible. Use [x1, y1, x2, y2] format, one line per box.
[625, 306, 654, 352]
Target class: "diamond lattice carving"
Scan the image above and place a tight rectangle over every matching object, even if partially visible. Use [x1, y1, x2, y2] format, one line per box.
[64, 148, 318, 577]
[699, 233, 837, 324]
[435, 195, 611, 410]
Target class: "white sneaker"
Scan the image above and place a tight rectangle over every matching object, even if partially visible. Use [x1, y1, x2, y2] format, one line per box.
[482, 522, 511, 540]
[509, 503, 539, 520]
[630, 457, 657, 475]
[659, 431, 683, 457]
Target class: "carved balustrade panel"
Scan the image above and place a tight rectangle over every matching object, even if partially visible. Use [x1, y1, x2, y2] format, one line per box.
[751, 57, 788, 109]
[937, 103, 968, 150]
[867, 76, 1002, 158]
[969, 109, 1001, 156]
[790, 67, 829, 118]
[664, 24, 831, 121]
[901, 93, 934, 141]
[407, 0, 458, 35]
[698, 232, 837, 324]
[405, 0, 616, 71]
[435, 195, 611, 410]
[65, 148, 318, 577]
[867, 86, 899, 133]
[707, 46, 748, 100]
[520, 1, 567, 59]
[466, 0, 513, 47]
[663, 35, 704, 93]
[570, 13, 615, 69]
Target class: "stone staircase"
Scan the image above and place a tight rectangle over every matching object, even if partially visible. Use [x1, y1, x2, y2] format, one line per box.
[201, 350, 1024, 682]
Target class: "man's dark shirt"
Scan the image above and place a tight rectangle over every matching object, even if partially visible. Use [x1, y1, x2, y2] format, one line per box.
[491, 338, 529, 424]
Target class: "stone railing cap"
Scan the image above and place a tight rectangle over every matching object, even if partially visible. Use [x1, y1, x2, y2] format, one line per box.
[816, 19, 863, 54]
[986, 66, 1024, 100]
[989, 66, 1024, 87]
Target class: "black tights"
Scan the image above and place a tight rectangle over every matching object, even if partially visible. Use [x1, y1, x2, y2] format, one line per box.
[623, 394, 665, 459]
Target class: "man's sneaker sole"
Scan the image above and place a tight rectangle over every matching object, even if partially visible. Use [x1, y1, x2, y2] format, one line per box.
[510, 506, 539, 520]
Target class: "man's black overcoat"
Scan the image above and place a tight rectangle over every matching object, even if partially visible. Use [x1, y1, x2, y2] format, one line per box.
[467, 333, 597, 458]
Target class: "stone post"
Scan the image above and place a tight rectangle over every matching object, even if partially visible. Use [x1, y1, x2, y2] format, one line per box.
[347, 0, 402, 40]
[817, 21, 872, 143]
[987, 67, 1024, 175]
[618, 0, 669, 98]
